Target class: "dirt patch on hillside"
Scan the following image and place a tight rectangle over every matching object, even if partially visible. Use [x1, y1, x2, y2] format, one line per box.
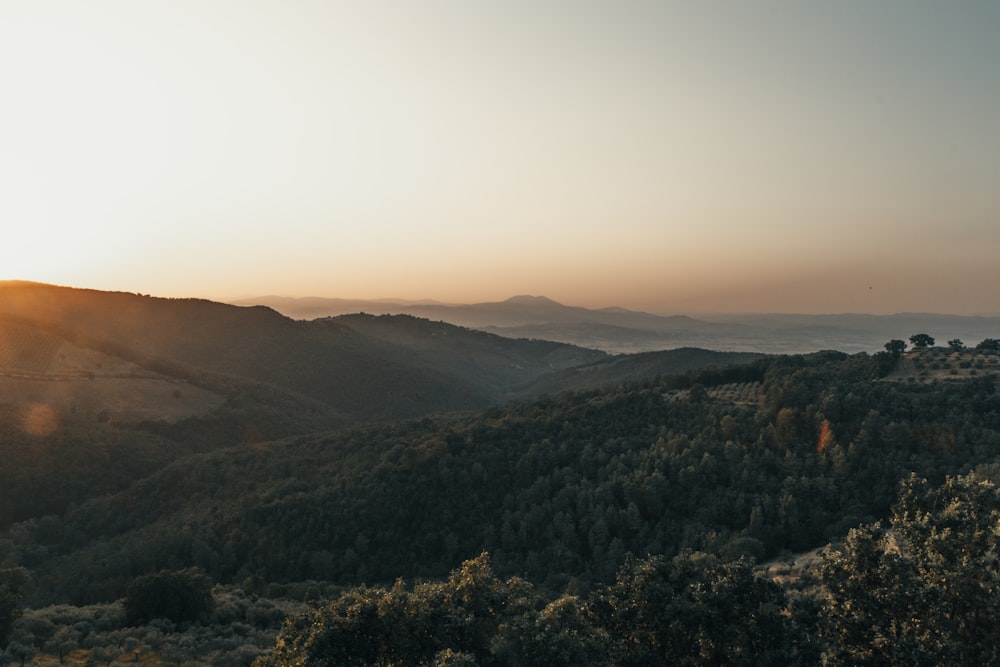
[0, 325, 225, 423]
[0, 375, 225, 424]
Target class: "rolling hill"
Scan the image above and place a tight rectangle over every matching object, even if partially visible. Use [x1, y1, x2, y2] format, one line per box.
[235, 293, 1000, 354]
[0, 282, 760, 531]
[0, 282, 605, 425]
[4, 283, 777, 425]
[232, 294, 727, 354]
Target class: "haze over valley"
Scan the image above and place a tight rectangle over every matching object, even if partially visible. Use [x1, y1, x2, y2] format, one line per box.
[237, 293, 1000, 355]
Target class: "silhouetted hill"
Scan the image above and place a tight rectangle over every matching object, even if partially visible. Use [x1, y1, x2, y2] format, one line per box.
[519, 347, 766, 395]
[329, 313, 605, 397]
[3, 282, 777, 441]
[235, 293, 716, 337]
[234, 294, 752, 353]
[15, 284, 808, 427]
[235, 294, 1000, 354]
[0, 283, 602, 423]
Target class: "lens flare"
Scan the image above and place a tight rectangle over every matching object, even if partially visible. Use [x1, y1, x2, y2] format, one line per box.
[23, 403, 59, 437]
[817, 419, 834, 454]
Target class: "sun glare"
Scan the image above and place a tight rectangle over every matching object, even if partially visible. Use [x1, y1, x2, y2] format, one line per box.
[23, 402, 59, 437]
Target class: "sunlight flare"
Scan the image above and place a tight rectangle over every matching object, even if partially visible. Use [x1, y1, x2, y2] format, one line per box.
[23, 402, 59, 437]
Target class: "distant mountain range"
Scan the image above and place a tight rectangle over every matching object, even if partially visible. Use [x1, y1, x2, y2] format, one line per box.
[232, 294, 1000, 354]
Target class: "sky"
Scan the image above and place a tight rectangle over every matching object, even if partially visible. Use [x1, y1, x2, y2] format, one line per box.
[2, 1, 999, 314]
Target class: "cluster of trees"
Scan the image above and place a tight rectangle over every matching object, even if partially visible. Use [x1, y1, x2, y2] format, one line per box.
[0, 567, 29, 647]
[258, 551, 805, 667]
[1, 587, 299, 665]
[884, 335, 1000, 355]
[124, 567, 214, 626]
[820, 473, 1000, 664]
[259, 473, 1000, 666]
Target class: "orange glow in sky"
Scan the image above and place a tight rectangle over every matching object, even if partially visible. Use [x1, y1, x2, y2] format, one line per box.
[2, 1, 999, 314]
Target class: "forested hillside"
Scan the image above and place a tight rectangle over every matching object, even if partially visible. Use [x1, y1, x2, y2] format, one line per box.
[8, 350, 1000, 605]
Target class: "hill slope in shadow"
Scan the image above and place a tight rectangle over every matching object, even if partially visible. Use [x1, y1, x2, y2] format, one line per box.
[0, 282, 603, 423]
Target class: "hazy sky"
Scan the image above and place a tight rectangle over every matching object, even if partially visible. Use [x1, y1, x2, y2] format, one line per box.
[2, 1, 998, 314]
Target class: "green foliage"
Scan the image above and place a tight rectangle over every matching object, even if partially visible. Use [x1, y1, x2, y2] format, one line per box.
[977, 337, 1000, 352]
[0, 567, 29, 648]
[261, 553, 533, 667]
[6, 591, 295, 665]
[884, 339, 907, 355]
[820, 474, 1000, 665]
[590, 552, 798, 666]
[124, 568, 214, 626]
[496, 595, 610, 667]
[909, 333, 935, 349]
[5, 335, 1000, 661]
[262, 551, 806, 666]
[11, 349, 1000, 605]
[0, 405, 209, 530]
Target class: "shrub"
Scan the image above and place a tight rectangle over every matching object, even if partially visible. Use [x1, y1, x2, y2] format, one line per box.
[125, 568, 214, 626]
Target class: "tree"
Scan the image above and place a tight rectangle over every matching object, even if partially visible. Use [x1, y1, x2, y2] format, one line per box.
[1, 640, 35, 666]
[43, 626, 81, 664]
[908, 333, 935, 349]
[260, 553, 532, 667]
[947, 338, 964, 351]
[266, 585, 384, 667]
[125, 568, 214, 626]
[590, 552, 797, 666]
[884, 339, 907, 356]
[975, 338, 1000, 353]
[820, 474, 1000, 665]
[0, 567, 29, 648]
[431, 649, 479, 666]
[875, 340, 907, 375]
[496, 595, 610, 667]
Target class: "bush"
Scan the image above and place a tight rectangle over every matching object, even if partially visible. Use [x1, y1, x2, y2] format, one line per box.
[125, 568, 214, 626]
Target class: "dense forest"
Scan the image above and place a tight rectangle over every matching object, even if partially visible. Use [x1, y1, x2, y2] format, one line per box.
[253, 470, 1000, 666]
[3, 337, 1000, 663]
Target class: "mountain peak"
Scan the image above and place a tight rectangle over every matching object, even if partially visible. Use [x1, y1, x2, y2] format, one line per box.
[503, 295, 563, 307]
